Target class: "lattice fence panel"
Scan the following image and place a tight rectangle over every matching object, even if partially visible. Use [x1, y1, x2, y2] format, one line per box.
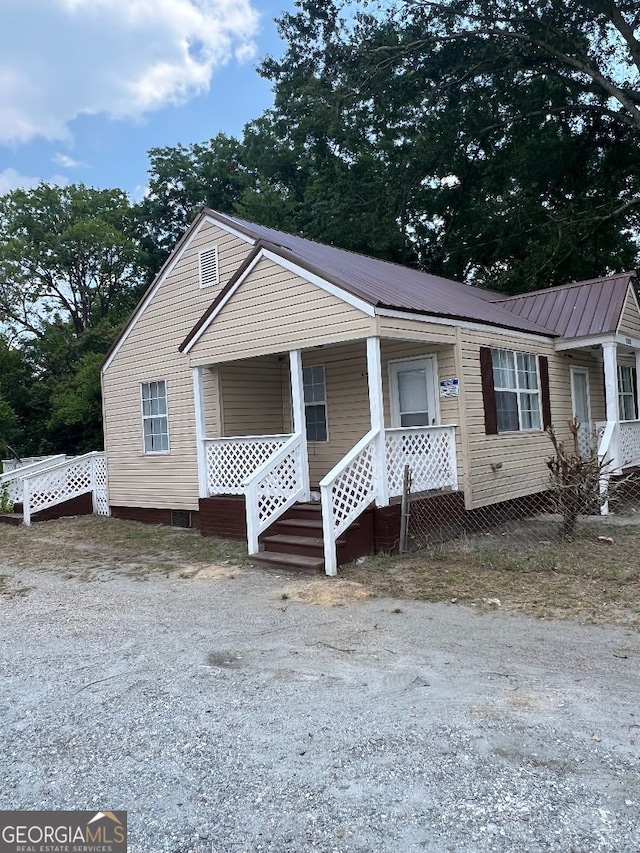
[206, 437, 289, 495]
[256, 443, 303, 530]
[328, 439, 376, 538]
[92, 454, 110, 515]
[28, 457, 93, 513]
[386, 427, 457, 496]
[619, 422, 640, 468]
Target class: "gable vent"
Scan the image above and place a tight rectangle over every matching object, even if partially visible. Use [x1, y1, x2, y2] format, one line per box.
[199, 246, 219, 288]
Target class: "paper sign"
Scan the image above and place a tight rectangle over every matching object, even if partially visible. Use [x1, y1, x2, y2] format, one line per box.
[439, 378, 459, 398]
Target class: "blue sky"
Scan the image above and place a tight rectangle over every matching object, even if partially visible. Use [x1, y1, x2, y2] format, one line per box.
[0, 0, 295, 198]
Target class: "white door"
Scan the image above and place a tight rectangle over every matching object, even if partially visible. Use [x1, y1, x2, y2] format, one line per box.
[390, 357, 438, 427]
[571, 366, 592, 456]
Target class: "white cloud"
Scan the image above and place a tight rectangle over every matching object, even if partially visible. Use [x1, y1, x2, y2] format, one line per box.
[0, 169, 68, 194]
[53, 153, 86, 168]
[0, 0, 259, 144]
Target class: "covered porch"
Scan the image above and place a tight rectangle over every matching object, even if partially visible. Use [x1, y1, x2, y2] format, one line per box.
[192, 336, 460, 574]
[556, 335, 640, 509]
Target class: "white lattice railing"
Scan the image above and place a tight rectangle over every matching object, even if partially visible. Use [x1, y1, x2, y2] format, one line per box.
[245, 434, 308, 554]
[205, 435, 292, 495]
[385, 425, 458, 496]
[320, 429, 379, 577]
[0, 455, 67, 504]
[21, 452, 109, 525]
[618, 421, 640, 468]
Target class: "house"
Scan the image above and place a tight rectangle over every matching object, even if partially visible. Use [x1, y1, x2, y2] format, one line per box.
[100, 209, 640, 574]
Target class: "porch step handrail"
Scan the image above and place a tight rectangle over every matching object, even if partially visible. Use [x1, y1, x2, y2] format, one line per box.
[320, 428, 380, 577]
[205, 434, 292, 496]
[20, 451, 109, 525]
[244, 433, 308, 555]
[618, 420, 640, 469]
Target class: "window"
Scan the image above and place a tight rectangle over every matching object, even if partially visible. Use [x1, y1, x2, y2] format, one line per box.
[303, 365, 327, 441]
[141, 380, 169, 453]
[618, 365, 637, 421]
[491, 349, 541, 431]
[199, 246, 219, 288]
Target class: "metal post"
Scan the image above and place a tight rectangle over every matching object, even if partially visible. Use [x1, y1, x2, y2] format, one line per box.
[399, 464, 411, 554]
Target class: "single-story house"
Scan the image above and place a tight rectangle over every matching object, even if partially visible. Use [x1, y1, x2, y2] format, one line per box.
[101, 209, 640, 574]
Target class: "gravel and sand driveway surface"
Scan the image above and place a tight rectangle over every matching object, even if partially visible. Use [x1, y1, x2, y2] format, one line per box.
[1, 521, 639, 852]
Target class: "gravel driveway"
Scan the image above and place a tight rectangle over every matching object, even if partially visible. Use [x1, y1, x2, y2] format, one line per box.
[1, 562, 639, 852]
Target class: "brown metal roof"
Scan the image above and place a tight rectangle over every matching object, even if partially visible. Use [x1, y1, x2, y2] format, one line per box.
[208, 210, 556, 336]
[491, 273, 636, 338]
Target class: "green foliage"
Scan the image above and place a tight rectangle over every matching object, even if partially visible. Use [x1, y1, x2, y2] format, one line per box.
[0, 483, 14, 514]
[0, 183, 147, 338]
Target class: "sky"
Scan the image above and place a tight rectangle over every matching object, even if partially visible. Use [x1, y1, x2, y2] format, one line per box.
[0, 0, 295, 199]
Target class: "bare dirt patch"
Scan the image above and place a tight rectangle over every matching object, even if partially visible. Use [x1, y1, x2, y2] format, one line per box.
[278, 579, 371, 606]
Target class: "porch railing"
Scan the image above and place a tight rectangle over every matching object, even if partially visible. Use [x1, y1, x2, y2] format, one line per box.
[205, 435, 291, 495]
[618, 420, 640, 468]
[386, 425, 458, 496]
[320, 429, 379, 577]
[0, 455, 67, 504]
[245, 433, 308, 554]
[19, 452, 109, 525]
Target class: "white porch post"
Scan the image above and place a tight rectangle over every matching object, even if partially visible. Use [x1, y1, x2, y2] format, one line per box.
[289, 349, 311, 501]
[366, 336, 389, 507]
[192, 366, 209, 499]
[602, 341, 620, 471]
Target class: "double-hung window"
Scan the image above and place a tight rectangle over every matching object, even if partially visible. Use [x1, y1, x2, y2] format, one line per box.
[618, 365, 637, 421]
[303, 365, 327, 441]
[141, 380, 169, 453]
[491, 349, 541, 431]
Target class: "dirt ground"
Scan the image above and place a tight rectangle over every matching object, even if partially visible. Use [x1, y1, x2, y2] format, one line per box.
[1, 516, 640, 851]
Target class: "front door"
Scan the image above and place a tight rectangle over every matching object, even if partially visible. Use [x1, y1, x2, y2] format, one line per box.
[571, 366, 592, 455]
[389, 357, 438, 427]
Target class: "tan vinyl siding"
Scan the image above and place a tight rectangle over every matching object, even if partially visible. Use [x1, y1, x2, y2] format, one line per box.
[188, 257, 376, 366]
[220, 356, 287, 436]
[101, 220, 253, 510]
[282, 339, 461, 486]
[460, 330, 605, 508]
[377, 314, 456, 344]
[617, 288, 640, 340]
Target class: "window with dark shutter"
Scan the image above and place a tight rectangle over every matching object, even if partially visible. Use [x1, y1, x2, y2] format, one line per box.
[480, 347, 498, 435]
[481, 346, 546, 433]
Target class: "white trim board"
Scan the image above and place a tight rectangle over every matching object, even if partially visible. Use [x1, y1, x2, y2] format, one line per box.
[616, 282, 640, 336]
[182, 247, 375, 355]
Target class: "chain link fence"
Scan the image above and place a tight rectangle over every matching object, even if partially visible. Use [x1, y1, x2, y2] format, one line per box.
[400, 468, 640, 554]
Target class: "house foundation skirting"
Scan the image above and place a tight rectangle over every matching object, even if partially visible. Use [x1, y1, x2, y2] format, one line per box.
[13, 492, 94, 523]
[110, 506, 200, 529]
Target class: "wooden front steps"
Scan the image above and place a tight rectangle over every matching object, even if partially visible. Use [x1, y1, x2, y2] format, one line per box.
[0, 513, 22, 526]
[249, 501, 372, 574]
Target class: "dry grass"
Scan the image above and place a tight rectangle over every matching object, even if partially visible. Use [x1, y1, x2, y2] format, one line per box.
[0, 515, 250, 580]
[343, 521, 640, 628]
[2, 515, 640, 627]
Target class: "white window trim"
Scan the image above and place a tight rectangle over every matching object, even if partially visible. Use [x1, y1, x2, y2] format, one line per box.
[492, 348, 543, 433]
[140, 380, 170, 455]
[388, 354, 440, 428]
[303, 363, 329, 442]
[198, 245, 220, 289]
[617, 363, 636, 421]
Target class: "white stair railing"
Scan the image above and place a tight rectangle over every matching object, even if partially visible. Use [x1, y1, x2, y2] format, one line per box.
[618, 420, 640, 468]
[385, 425, 458, 496]
[244, 433, 308, 554]
[320, 429, 379, 577]
[205, 435, 292, 495]
[0, 455, 67, 505]
[21, 452, 109, 526]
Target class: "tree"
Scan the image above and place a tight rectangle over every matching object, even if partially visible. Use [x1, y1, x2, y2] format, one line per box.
[0, 183, 147, 339]
[252, 0, 640, 290]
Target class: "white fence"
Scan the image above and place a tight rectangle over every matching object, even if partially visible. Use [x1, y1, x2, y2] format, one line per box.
[1, 452, 109, 525]
[386, 425, 458, 495]
[205, 435, 291, 495]
[618, 420, 640, 468]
